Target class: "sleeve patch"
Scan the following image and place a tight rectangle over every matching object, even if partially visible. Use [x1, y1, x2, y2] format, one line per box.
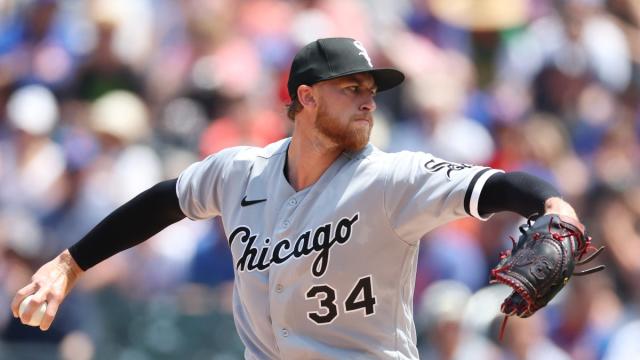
[423, 159, 472, 180]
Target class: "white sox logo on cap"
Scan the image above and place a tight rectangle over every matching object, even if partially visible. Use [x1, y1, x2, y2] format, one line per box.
[353, 41, 373, 68]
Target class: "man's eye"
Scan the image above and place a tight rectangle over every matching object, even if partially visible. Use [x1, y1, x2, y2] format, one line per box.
[348, 86, 358, 92]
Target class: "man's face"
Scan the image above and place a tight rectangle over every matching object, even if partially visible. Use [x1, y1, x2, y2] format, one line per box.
[312, 73, 377, 152]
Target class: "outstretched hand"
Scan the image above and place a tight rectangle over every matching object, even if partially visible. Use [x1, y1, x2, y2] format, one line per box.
[11, 250, 84, 330]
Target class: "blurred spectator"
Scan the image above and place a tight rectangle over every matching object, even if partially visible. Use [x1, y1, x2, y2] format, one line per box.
[416, 280, 499, 360]
[416, 220, 488, 298]
[199, 95, 288, 156]
[590, 183, 640, 303]
[519, 113, 591, 202]
[496, 314, 571, 360]
[0, 1, 80, 88]
[69, 21, 143, 101]
[547, 273, 625, 360]
[603, 318, 640, 360]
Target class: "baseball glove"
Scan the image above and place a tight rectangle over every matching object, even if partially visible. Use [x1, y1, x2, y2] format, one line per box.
[490, 214, 605, 321]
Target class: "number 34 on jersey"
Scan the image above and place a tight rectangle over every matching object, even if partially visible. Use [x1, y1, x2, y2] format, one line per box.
[305, 275, 377, 325]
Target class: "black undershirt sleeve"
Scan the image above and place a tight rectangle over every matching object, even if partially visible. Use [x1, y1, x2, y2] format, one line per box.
[477, 171, 561, 218]
[68, 178, 186, 271]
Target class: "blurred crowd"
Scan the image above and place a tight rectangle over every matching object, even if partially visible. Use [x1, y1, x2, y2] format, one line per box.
[0, 0, 638, 359]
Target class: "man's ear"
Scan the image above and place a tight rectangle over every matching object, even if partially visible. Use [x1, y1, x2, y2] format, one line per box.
[297, 85, 316, 108]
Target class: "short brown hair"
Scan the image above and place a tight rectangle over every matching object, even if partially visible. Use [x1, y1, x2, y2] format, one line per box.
[286, 96, 303, 121]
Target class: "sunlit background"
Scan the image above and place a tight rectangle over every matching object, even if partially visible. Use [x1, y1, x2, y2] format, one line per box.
[0, 0, 638, 359]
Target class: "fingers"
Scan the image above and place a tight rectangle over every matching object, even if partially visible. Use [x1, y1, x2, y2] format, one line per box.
[12, 252, 83, 330]
[29, 290, 49, 327]
[11, 283, 37, 318]
[40, 295, 60, 331]
[13, 288, 47, 327]
[39, 282, 66, 331]
[13, 287, 63, 330]
[12, 268, 68, 329]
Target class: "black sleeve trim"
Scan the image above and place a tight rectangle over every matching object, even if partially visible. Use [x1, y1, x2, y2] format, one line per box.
[464, 168, 491, 216]
[68, 178, 186, 271]
[478, 171, 561, 218]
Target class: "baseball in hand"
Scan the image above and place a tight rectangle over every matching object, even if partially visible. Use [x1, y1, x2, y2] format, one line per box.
[18, 295, 47, 327]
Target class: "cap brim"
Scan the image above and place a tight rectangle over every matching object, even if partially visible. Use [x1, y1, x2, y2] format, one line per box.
[316, 68, 405, 93]
[370, 68, 405, 92]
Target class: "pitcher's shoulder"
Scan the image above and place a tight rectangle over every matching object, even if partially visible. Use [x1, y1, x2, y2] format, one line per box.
[354, 145, 426, 165]
[214, 138, 289, 165]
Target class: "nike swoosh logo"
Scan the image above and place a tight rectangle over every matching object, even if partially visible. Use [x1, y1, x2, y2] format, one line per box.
[241, 196, 267, 207]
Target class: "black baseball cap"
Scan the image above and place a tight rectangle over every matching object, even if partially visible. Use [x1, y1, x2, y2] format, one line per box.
[287, 37, 405, 99]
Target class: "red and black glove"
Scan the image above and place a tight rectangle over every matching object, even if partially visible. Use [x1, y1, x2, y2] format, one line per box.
[490, 214, 605, 319]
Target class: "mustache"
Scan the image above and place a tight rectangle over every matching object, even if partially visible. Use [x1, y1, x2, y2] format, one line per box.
[351, 114, 373, 122]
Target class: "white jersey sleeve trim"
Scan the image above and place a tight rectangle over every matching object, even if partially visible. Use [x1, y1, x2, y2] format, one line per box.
[467, 168, 504, 221]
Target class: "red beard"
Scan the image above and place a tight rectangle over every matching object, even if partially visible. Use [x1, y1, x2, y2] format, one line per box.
[314, 101, 371, 152]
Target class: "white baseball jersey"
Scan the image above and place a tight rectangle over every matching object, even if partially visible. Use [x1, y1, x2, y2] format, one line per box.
[176, 138, 502, 359]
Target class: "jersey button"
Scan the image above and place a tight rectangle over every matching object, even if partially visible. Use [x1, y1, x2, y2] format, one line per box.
[275, 284, 283, 293]
[282, 220, 290, 228]
[281, 328, 289, 337]
[288, 199, 297, 206]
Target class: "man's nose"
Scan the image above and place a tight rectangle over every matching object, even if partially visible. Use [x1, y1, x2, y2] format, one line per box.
[359, 96, 377, 112]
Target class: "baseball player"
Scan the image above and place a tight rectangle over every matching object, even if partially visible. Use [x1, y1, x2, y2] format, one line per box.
[12, 38, 583, 359]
